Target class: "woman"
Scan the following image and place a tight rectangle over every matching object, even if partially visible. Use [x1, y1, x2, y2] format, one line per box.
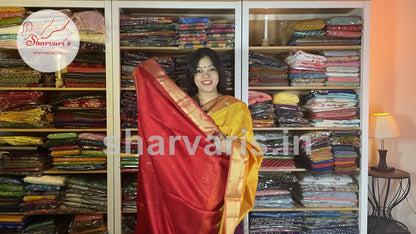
[133, 48, 263, 234]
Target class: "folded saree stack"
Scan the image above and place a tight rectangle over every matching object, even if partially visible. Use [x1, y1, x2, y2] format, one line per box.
[248, 91, 275, 127]
[287, 16, 362, 46]
[0, 136, 50, 175]
[255, 172, 297, 208]
[286, 50, 327, 86]
[287, 18, 326, 46]
[303, 89, 360, 127]
[53, 94, 106, 129]
[122, 176, 137, 212]
[60, 175, 107, 213]
[250, 173, 302, 233]
[68, 214, 107, 234]
[272, 92, 310, 127]
[121, 91, 138, 128]
[24, 215, 69, 234]
[0, 214, 27, 233]
[294, 172, 359, 209]
[0, 176, 25, 212]
[0, 7, 25, 50]
[22, 175, 66, 215]
[206, 19, 235, 48]
[249, 211, 303, 234]
[120, 15, 179, 47]
[298, 131, 334, 174]
[302, 210, 359, 234]
[0, 91, 53, 128]
[72, 10, 106, 51]
[322, 50, 361, 86]
[178, 17, 208, 49]
[47, 132, 107, 171]
[254, 132, 296, 170]
[330, 130, 360, 175]
[0, 50, 42, 87]
[249, 51, 289, 86]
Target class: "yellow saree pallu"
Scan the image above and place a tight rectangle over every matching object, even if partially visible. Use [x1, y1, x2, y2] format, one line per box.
[133, 58, 263, 234]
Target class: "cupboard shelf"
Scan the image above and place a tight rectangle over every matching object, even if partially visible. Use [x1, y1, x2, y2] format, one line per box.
[43, 168, 107, 174]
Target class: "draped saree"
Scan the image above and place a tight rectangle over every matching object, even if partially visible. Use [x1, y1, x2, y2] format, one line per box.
[133, 58, 263, 234]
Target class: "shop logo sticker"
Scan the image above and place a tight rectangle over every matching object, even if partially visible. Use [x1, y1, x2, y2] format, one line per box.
[17, 9, 79, 73]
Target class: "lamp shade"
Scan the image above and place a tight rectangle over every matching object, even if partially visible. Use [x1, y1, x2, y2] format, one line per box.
[369, 113, 401, 139]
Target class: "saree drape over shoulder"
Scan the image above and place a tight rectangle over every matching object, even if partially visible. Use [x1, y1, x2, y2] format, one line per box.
[133, 58, 263, 234]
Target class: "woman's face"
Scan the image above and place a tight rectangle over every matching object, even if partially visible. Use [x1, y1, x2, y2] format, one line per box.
[194, 56, 219, 95]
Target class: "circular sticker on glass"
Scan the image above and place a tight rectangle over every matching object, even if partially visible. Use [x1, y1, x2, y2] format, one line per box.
[17, 9, 79, 73]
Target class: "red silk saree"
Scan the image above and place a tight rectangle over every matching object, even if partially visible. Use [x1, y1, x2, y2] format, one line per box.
[133, 58, 263, 234]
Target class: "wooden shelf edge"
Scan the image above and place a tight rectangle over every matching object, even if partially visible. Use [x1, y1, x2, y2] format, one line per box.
[43, 168, 107, 174]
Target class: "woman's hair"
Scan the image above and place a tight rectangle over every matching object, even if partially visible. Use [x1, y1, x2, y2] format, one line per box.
[185, 48, 227, 95]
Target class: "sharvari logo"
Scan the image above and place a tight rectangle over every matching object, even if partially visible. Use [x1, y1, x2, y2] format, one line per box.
[17, 9, 79, 73]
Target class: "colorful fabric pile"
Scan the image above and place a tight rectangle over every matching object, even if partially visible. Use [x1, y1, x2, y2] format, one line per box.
[0, 91, 53, 128]
[272, 92, 310, 127]
[324, 16, 363, 45]
[22, 175, 66, 215]
[294, 172, 359, 208]
[255, 132, 296, 170]
[286, 50, 327, 86]
[287, 16, 362, 46]
[303, 89, 360, 127]
[0, 136, 50, 175]
[0, 214, 26, 233]
[248, 91, 275, 128]
[121, 91, 138, 128]
[322, 50, 361, 86]
[255, 172, 297, 208]
[206, 19, 235, 48]
[249, 211, 303, 234]
[64, 10, 106, 87]
[298, 131, 334, 174]
[287, 18, 326, 46]
[0, 7, 25, 50]
[249, 51, 289, 86]
[0, 50, 41, 87]
[53, 94, 106, 129]
[122, 176, 137, 212]
[60, 175, 107, 213]
[47, 132, 107, 171]
[65, 53, 106, 88]
[302, 210, 359, 233]
[219, 53, 235, 89]
[24, 215, 69, 234]
[178, 17, 208, 49]
[68, 214, 107, 234]
[72, 10, 106, 51]
[331, 130, 361, 175]
[0, 176, 25, 212]
[120, 16, 178, 47]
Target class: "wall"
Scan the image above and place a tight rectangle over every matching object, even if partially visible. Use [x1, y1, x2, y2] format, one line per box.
[370, 0, 416, 232]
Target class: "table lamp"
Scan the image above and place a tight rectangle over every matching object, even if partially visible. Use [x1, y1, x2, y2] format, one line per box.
[369, 113, 401, 172]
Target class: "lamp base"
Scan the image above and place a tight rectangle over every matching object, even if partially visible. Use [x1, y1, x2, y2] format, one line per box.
[371, 149, 395, 172]
[371, 165, 395, 172]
